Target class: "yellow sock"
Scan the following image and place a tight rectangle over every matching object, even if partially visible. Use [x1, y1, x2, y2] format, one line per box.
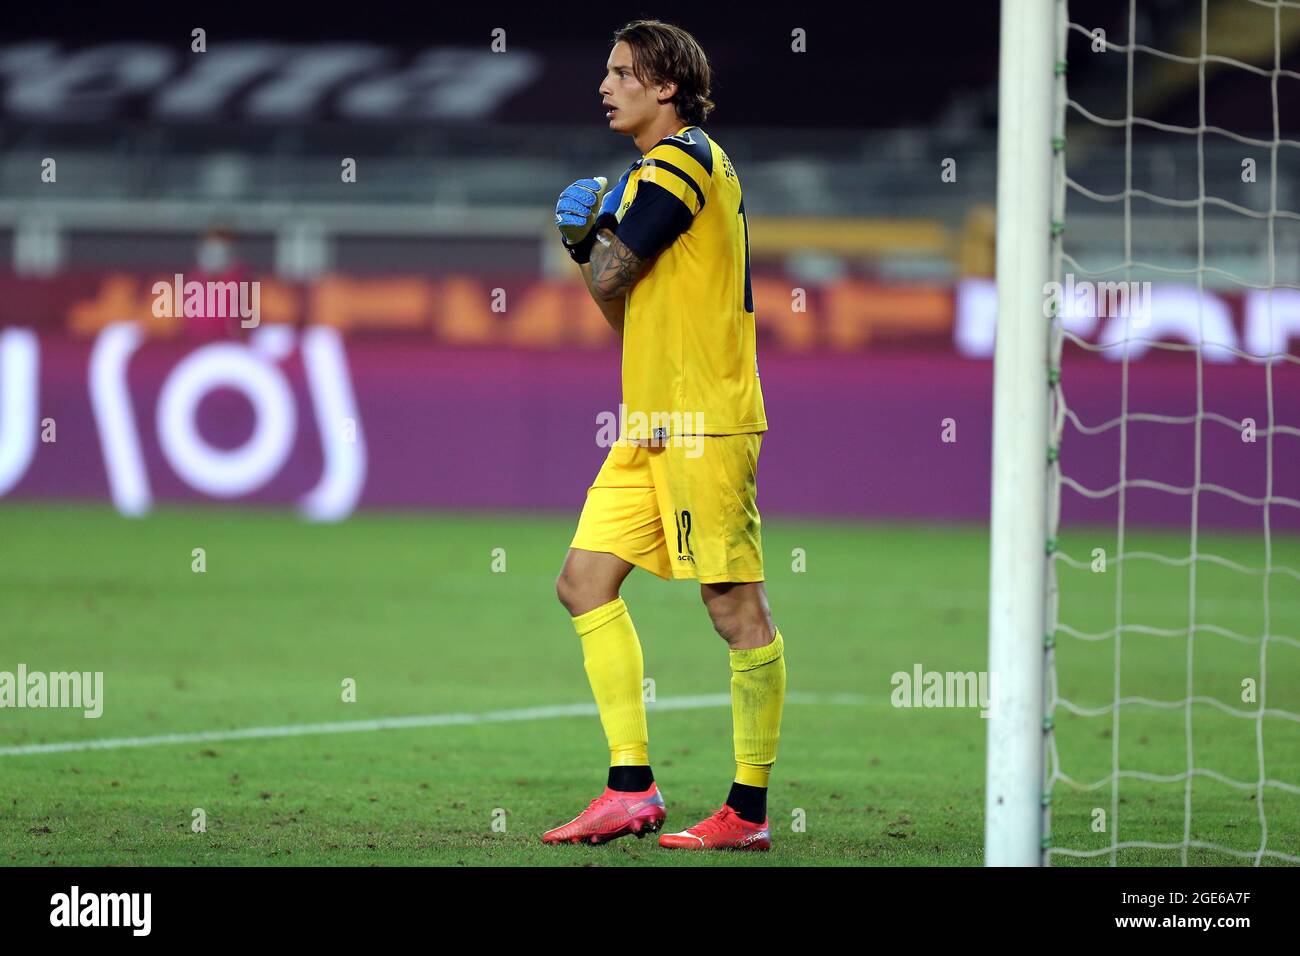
[730, 630, 786, 787]
[572, 598, 649, 767]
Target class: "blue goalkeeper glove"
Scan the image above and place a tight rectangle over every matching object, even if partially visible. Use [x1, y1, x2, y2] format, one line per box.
[555, 177, 609, 264]
[595, 159, 642, 232]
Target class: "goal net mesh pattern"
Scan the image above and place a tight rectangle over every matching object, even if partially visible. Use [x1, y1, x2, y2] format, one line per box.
[1044, 0, 1300, 865]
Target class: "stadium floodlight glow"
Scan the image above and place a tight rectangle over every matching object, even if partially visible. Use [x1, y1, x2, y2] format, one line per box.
[984, 0, 1057, 866]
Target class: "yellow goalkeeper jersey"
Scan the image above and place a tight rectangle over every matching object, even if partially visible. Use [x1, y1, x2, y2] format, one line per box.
[611, 125, 767, 440]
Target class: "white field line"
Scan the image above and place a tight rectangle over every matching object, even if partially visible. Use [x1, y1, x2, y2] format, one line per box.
[0, 692, 869, 757]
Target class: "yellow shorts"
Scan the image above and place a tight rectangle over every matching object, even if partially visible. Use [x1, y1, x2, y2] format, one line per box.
[570, 433, 765, 585]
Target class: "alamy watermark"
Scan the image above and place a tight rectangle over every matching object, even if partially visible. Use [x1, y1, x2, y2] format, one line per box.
[1043, 273, 1151, 327]
[891, 664, 998, 718]
[50, 886, 150, 936]
[152, 273, 260, 328]
[596, 403, 706, 458]
[0, 664, 103, 718]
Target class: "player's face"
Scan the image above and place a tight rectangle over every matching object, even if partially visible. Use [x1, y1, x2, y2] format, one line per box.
[599, 41, 663, 135]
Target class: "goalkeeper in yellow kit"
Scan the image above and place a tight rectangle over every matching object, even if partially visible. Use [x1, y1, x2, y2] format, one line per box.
[543, 20, 785, 851]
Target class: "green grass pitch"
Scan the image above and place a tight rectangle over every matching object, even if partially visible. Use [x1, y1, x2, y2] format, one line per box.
[0, 504, 1296, 866]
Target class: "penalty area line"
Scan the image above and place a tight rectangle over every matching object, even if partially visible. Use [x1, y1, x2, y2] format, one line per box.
[0, 692, 867, 757]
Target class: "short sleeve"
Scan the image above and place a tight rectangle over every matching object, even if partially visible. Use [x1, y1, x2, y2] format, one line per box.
[612, 128, 714, 259]
[614, 181, 696, 259]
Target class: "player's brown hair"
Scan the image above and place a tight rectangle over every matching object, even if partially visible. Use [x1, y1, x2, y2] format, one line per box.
[612, 20, 715, 126]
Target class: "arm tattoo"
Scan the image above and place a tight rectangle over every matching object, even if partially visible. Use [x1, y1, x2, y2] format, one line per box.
[590, 231, 645, 301]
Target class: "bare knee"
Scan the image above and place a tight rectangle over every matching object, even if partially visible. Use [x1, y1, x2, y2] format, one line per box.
[556, 550, 633, 617]
[708, 608, 773, 649]
[556, 566, 602, 616]
[701, 583, 774, 649]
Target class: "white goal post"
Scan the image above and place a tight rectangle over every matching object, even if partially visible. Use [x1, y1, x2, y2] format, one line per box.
[984, 0, 1058, 867]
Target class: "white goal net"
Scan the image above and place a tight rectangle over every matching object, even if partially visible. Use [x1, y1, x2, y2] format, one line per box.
[1043, 0, 1300, 865]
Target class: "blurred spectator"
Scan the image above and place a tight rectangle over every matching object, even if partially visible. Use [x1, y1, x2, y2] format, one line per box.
[189, 227, 246, 339]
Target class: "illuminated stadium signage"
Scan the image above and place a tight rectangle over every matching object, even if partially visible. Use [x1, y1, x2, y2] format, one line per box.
[0, 43, 541, 122]
[0, 324, 366, 520]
